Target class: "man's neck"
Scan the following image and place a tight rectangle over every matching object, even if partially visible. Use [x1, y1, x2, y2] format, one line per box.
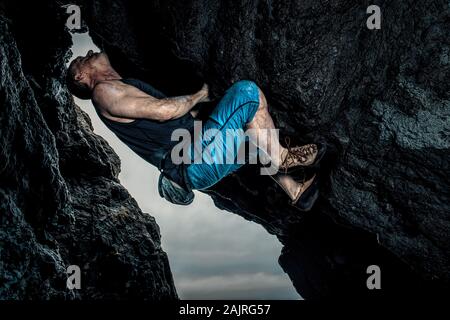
[90, 69, 122, 88]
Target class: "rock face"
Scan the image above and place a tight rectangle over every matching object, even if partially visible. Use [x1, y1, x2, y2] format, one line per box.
[76, 0, 449, 298]
[0, 3, 177, 299]
[1, 0, 448, 300]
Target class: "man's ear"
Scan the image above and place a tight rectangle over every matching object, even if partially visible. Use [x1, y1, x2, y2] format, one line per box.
[74, 72, 85, 82]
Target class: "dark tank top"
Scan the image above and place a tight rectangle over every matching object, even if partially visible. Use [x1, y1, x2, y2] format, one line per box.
[94, 78, 194, 188]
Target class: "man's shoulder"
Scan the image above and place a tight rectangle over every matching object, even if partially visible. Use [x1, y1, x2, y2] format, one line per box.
[92, 80, 125, 104]
[93, 80, 124, 96]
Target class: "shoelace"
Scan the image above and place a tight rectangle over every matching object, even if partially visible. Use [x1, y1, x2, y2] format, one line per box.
[281, 137, 317, 170]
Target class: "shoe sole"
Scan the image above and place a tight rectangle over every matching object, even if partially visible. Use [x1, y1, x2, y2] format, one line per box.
[291, 178, 320, 212]
[293, 187, 319, 212]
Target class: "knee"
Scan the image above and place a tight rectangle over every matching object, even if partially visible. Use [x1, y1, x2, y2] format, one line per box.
[229, 80, 263, 107]
[257, 88, 267, 110]
[231, 80, 268, 112]
[232, 80, 259, 93]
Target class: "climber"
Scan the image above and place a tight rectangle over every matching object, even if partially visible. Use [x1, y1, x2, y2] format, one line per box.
[66, 50, 326, 211]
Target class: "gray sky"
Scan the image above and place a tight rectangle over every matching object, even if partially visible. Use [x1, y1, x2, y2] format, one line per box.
[69, 33, 299, 300]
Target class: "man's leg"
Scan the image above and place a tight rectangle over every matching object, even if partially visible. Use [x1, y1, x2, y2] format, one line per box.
[246, 88, 284, 166]
[186, 80, 317, 204]
[247, 89, 315, 202]
[186, 80, 261, 190]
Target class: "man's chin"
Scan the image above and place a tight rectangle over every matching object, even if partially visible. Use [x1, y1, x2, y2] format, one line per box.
[96, 52, 109, 62]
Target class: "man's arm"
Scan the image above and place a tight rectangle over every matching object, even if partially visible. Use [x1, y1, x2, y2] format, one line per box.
[93, 81, 209, 122]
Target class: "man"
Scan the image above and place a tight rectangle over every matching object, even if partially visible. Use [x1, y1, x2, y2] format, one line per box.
[66, 50, 325, 210]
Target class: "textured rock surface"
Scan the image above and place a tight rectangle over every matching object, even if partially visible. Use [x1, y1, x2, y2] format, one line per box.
[0, 3, 177, 300]
[1, 0, 449, 300]
[76, 0, 449, 298]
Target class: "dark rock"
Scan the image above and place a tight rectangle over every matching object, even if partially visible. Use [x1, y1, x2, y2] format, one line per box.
[77, 0, 449, 298]
[1, 0, 449, 300]
[0, 2, 177, 300]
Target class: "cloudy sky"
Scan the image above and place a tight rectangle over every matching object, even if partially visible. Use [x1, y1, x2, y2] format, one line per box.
[69, 33, 299, 300]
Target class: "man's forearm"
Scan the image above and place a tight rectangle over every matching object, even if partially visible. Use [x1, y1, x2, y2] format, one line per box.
[161, 88, 207, 119]
[168, 92, 203, 118]
[120, 84, 209, 121]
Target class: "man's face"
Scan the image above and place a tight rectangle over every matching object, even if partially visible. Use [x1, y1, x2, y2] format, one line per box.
[70, 50, 110, 83]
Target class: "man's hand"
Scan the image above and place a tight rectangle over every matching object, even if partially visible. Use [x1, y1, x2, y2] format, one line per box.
[198, 83, 210, 103]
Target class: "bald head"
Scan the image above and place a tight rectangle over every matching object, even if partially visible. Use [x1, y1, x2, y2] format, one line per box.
[66, 50, 114, 100]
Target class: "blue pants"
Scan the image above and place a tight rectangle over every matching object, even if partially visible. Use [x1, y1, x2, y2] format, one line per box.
[186, 80, 260, 190]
